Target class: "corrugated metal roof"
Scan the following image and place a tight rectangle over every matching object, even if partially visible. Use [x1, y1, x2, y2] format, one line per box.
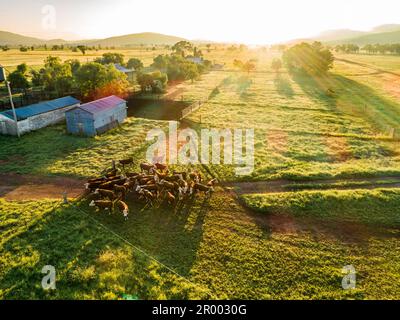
[1, 96, 80, 121]
[114, 63, 135, 73]
[76, 95, 126, 115]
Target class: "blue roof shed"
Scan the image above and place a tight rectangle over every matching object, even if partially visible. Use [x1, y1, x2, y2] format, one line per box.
[0, 96, 80, 121]
[65, 95, 127, 136]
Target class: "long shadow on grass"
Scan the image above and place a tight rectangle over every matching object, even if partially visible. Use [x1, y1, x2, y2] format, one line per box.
[0, 120, 156, 179]
[0, 125, 99, 178]
[0, 203, 120, 299]
[274, 74, 295, 98]
[84, 193, 210, 278]
[0, 201, 207, 299]
[291, 72, 400, 131]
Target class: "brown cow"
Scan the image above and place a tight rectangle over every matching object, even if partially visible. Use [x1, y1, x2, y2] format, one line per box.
[140, 162, 155, 173]
[116, 200, 129, 220]
[94, 188, 117, 200]
[89, 200, 113, 212]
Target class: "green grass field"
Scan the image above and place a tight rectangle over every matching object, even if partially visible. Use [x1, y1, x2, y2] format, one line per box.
[2, 189, 400, 299]
[1, 49, 400, 299]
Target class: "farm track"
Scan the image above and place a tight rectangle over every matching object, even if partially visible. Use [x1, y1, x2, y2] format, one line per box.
[1, 172, 400, 201]
[0, 173, 84, 201]
[223, 176, 400, 195]
[336, 57, 400, 78]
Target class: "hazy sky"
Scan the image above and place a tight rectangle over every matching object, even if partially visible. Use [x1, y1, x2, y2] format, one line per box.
[1, 0, 400, 43]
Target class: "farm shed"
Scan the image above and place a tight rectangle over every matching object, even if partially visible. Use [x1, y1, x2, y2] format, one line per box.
[0, 96, 80, 136]
[113, 63, 136, 82]
[186, 57, 204, 64]
[65, 95, 127, 136]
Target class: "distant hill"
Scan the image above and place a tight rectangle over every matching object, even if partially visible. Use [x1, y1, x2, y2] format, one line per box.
[86, 32, 186, 46]
[0, 31, 46, 46]
[371, 24, 400, 33]
[327, 30, 400, 45]
[298, 24, 400, 45]
[0, 30, 186, 47]
[314, 29, 368, 43]
[283, 24, 400, 46]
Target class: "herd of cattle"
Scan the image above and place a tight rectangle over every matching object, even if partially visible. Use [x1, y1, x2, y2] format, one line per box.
[85, 159, 218, 220]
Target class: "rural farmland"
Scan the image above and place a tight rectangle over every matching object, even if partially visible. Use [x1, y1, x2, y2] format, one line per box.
[1, 0, 400, 305]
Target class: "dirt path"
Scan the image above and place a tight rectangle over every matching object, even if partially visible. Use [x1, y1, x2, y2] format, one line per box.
[1, 170, 400, 201]
[224, 176, 400, 194]
[0, 173, 84, 201]
[336, 57, 400, 78]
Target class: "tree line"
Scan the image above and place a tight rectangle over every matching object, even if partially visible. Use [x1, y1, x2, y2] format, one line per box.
[335, 43, 400, 55]
[4, 41, 213, 101]
[6, 55, 133, 101]
[137, 41, 212, 93]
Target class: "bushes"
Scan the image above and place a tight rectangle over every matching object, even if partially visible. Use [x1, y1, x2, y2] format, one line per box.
[75, 63, 129, 99]
[94, 52, 125, 65]
[152, 54, 206, 82]
[137, 71, 168, 93]
[8, 64, 30, 90]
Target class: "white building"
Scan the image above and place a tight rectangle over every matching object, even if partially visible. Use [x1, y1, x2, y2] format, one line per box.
[0, 96, 80, 136]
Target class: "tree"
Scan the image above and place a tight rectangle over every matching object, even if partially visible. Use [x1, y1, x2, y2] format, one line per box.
[171, 41, 193, 57]
[136, 73, 154, 92]
[16, 63, 28, 74]
[152, 55, 169, 69]
[271, 58, 282, 73]
[75, 62, 129, 99]
[136, 71, 168, 93]
[31, 69, 46, 87]
[8, 71, 30, 90]
[185, 64, 199, 83]
[65, 59, 81, 74]
[40, 56, 74, 95]
[126, 58, 143, 70]
[283, 42, 334, 75]
[94, 52, 125, 65]
[8, 63, 30, 90]
[193, 46, 203, 58]
[77, 45, 87, 55]
[233, 59, 256, 74]
[243, 60, 256, 74]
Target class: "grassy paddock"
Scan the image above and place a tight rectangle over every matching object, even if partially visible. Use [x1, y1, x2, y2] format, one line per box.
[1, 50, 400, 182]
[241, 188, 400, 227]
[2, 193, 400, 299]
[0, 118, 168, 178]
[0, 199, 209, 299]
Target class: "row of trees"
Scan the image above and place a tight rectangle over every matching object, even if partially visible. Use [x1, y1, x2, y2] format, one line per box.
[6, 40, 213, 98]
[9, 56, 130, 100]
[334, 44, 360, 54]
[335, 43, 400, 55]
[362, 44, 400, 55]
[92, 52, 144, 70]
[134, 41, 212, 93]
